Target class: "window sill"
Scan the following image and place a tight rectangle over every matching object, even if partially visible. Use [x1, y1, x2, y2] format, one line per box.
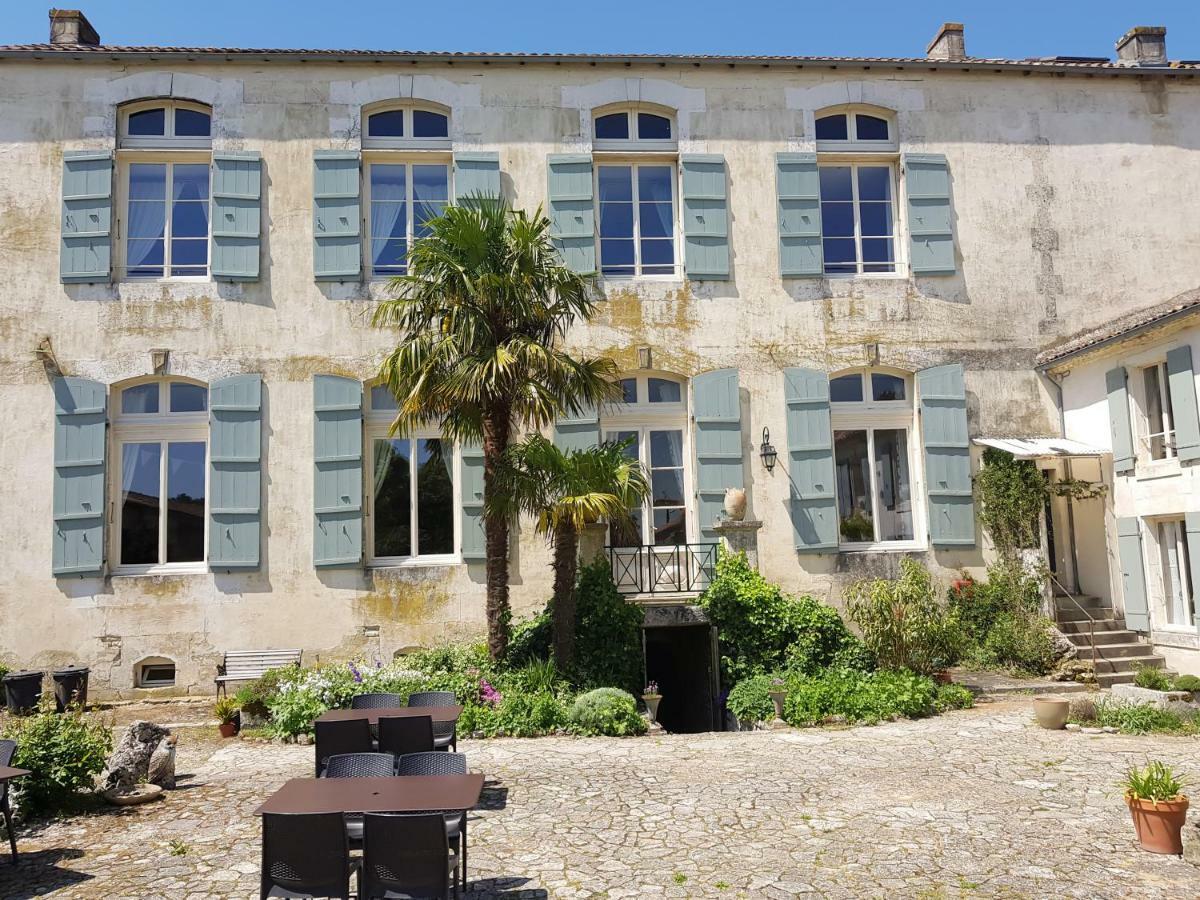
[838, 541, 926, 554]
[1134, 459, 1181, 481]
[823, 272, 909, 281]
[599, 275, 686, 285]
[112, 565, 209, 578]
[368, 556, 462, 570]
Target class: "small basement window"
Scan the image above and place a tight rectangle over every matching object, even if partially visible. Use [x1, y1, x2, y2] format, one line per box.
[137, 659, 176, 688]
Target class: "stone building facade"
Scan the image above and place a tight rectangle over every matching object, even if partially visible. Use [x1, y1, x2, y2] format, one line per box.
[1, 12, 1198, 695]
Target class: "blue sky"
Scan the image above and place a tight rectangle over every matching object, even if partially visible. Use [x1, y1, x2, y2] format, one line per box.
[6, 1, 1199, 60]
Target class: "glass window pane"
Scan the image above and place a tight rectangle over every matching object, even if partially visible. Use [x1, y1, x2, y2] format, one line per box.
[640, 239, 675, 272]
[170, 238, 209, 274]
[171, 201, 209, 239]
[647, 378, 681, 403]
[856, 166, 892, 202]
[855, 114, 890, 141]
[373, 439, 412, 558]
[649, 429, 683, 467]
[372, 238, 408, 275]
[820, 202, 854, 238]
[815, 114, 848, 141]
[371, 164, 407, 202]
[127, 108, 165, 136]
[822, 239, 857, 272]
[172, 165, 210, 202]
[413, 202, 445, 239]
[120, 442, 161, 565]
[620, 378, 638, 404]
[126, 240, 165, 276]
[873, 429, 913, 541]
[368, 110, 405, 137]
[371, 385, 398, 410]
[652, 470, 685, 507]
[610, 508, 642, 547]
[1145, 366, 1166, 459]
[637, 166, 673, 203]
[127, 204, 166, 240]
[166, 441, 206, 562]
[637, 113, 672, 139]
[594, 112, 629, 140]
[371, 202, 407, 241]
[597, 166, 633, 202]
[416, 439, 454, 555]
[639, 201, 673, 239]
[169, 383, 208, 412]
[818, 166, 852, 202]
[599, 202, 633, 239]
[122, 383, 160, 415]
[174, 108, 211, 137]
[834, 429, 874, 543]
[412, 110, 448, 138]
[600, 239, 635, 274]
[652, 508, 686, 546]
[605, 430, 640, 459]
[861, 238, 895, 272]
[129, 163, 167, 200]
[412, 165, 449, 202]
[858, 202, 893, 238]
[870, 374, 906, 402]
[830, 374, 863, 403]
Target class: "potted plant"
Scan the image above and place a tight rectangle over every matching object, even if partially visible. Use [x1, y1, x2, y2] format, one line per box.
[1122, 761, 1190, 855]
[215, 697, 240, 738]
[641, 681, 662, 725]
[769, 678, 787, 723]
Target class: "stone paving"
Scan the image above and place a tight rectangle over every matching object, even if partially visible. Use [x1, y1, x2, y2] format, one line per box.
[0, 698, 1197, 898]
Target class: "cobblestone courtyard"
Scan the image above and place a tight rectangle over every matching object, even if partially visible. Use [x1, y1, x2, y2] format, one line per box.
[0, 698, 1197, 899]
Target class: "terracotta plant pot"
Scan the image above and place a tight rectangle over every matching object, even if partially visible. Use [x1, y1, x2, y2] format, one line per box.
[933, 670, 953, 685]
[1032, 696, 1070, 730]
[1126, 794, 1190, 855]
[218, 721, 236, 738]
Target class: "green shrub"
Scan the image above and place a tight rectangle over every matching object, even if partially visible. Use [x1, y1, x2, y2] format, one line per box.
[949, 560, 1055, 676]
[1081, 699, 1200, 736]
[0, 662, 10, 682]
[782, 668, 936, 727]
[233, 667, 291, 720]
[567, 688, 647, 737]
[506, 610, 551, 667]
[466, 690, 567, 738]
[933, 683, 975, 712]
[701, 551, 872, 685]
[844, 559, 963, 675]
[1172, 673, 1200, 693]
[1133, 664, 1172, 691]
[505, 658, 567, 695]
[266, 683, 329, 738]
[1, 695, 112, 817]
[572, 559, 645, 695]
[1122, 760, 1187, 802]
[726, 675, 777, 724]
[977, 611, 1056, 675]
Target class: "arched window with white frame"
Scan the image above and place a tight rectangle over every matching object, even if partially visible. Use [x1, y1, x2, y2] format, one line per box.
[111, 378, 209, 572]
[592, 104, 679, 278]
[829, 368, 922, 548]
[361, 102, 452, 278]
[117, 100, 213, 280]
[365, 384, 458, 565]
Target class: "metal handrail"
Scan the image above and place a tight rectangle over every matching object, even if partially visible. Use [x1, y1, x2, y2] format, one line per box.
[1048, 571, 1096, 669]
[607, 542, 718, 596]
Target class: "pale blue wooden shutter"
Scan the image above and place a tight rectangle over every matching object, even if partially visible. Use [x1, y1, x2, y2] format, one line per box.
[52, 377, 107, 576]
[453, 152, 500, 203]
[1105, 367, 1135, 475]
[918, 364, 975, 546]
[776, 152, 822, 277]
[693, 369, 744, 541]
[1116, 516, 1149, 632]
[313, 151, 361, 280]
[313, 376, 363, 567]
[680, 154, 729, 280]
[209, 375, 262, 569]
[554, 403, 600, 453]
[1166, 346, 1200, 462]
[904, 153, 956, 275]
[547, 154, 595, 274]
[211, 151, 262, 281]
[783, 368, 838, 551]
[1185, 512, 1200, 631]
[460, 441, 486, 562]
[60, 151, 112, 283]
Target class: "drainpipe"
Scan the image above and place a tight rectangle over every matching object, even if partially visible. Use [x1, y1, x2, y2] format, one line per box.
[1045, 369, 1081, 594]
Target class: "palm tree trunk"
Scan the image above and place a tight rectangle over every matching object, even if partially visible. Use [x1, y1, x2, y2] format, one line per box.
[482, 412, 511, 661]
[551, 521, 579, 669]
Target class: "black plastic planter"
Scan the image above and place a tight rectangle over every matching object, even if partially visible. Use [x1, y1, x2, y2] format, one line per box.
[52, 665, 90, 711]
[3, 670, 45, 714]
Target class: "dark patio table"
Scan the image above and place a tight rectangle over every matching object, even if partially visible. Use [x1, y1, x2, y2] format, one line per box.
[313, 705, 462, 727]
[1, 765, 30, 864]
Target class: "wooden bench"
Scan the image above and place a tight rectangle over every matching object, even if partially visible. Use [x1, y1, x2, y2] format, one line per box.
[215, 649, 302, 696]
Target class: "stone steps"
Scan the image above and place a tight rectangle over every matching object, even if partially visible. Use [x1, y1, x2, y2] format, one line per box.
[1073, 642, 1161, 660]
[1053, 593, 1167, 684]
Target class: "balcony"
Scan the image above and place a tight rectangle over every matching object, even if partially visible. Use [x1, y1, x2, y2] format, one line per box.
[607, 542, 718, 598]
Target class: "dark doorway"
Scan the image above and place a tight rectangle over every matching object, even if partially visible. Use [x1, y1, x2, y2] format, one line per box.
[643, 624, 717, 733]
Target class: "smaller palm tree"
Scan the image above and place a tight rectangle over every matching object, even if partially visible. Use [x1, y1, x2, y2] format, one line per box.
[489, 434, 648, 668]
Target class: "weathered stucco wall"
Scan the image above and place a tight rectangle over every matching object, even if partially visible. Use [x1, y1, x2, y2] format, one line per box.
[1, 57, 1198, 694]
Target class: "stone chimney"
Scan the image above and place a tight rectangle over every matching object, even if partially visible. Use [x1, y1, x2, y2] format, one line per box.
[1115, 26, 1167, 65]
[49, 9, 100, 46]
[926, 22, 966, 60]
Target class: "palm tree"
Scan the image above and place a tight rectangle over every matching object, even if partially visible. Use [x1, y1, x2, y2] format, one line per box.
[372, 198, 619, 660]
[489, 435, 648, 668]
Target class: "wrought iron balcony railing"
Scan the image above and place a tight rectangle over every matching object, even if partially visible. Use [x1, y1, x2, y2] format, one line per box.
[607, 542, 718, 596]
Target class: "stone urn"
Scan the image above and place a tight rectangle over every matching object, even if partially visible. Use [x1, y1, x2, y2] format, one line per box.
[723, 487, 747, 521]
[642, 693, 662, 725]
[769, 682, 788, 728]
[1033, 696, 1070, 730]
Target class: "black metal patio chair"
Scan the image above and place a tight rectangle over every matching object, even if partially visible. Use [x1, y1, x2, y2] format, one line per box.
[408, 691, 458, 751]
[362, 813, 458, 899]
[378, 714, 435, 757]
[313, 718, 372, 776]
[260, 811, 353, 899]
[350, 692, 402, 710]
[321, 752, 399, 844]
[0, 740, 18, 864]
[397, 752, 469, 882]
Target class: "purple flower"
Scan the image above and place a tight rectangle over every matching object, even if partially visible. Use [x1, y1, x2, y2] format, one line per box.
[349, 662, 363, 683]
[478, 678, 502, 707]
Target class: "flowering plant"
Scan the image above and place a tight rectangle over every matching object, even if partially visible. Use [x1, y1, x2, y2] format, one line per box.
[479, 679, 502, 706]
[642, 681, 660, 696]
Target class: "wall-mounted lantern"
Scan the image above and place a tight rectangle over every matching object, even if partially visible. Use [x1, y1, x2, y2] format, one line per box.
[760, 427, 777, 472]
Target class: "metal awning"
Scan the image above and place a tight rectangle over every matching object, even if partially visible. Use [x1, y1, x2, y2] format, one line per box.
[973, 437, 1107, 459]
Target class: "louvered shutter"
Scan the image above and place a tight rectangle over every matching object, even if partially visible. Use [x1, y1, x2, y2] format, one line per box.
[460, 441, 486, 562]
[453, 152, 500, 203]
[680, 154, 729, 280]
[313, 376, 363, 567]
[904, 153, 956, 275]
[1105, 367, 1135, 475]
[693, 369, 744, 541]
[52, 377, 107, 576]
[1185, 512, 1200, 631]
[554, 403, 600, 453]
[917, 364, 975, 546]
[1116, 517, 1149, 632]
[547, 154, 595, 274]
[783, 368, 838, 551]
[1165, 346, 1200, 462]
[313, 151, 361, 280]
[211, 151, 262, 281]
[60, 151, 112, 283]
[776, 152, 822, 277]
[209, 375, 262, 569]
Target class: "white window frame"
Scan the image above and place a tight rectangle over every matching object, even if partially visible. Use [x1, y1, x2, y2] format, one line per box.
[110, 378, 210, 576]
[1138, 361, 1176, 463]
[1149, 515, 1196, 632]
[830, 369, 926, 551]
[365, 392, 461, 567]
[119, 99, 213, 151]
[593, 157, 681, 280]
[362, 153, 453, 280]
[814, 105, 898, 154]
[591, 104, 677, 153]
[817, 159, 904, 278]
[361, 103, 452, 151]
[115, 154, 214, 282]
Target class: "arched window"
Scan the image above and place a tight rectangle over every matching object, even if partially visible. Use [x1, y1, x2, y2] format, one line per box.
[814, 106, 900, 277]
[135, 656, 177, 688]
[119, 99, 212, 149]
[829, 368, 919, 547]
[592, 104, 679, 278]
[362, 103, 451, 149]
[112, 378, 209, 572]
